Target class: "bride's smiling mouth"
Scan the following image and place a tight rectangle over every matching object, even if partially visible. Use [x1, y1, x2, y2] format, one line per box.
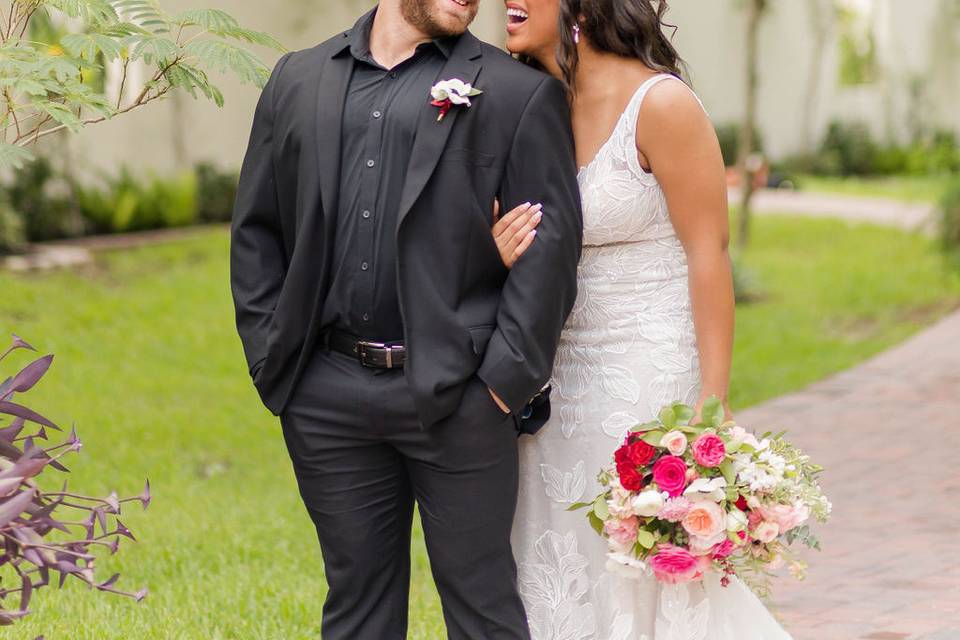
[506, 2, 529, 33]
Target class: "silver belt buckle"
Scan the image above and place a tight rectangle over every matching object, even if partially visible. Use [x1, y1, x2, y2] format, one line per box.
[356, 340, 384, 368]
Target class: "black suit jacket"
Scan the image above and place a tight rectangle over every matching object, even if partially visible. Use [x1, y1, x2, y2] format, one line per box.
[230, 27, 582, 428]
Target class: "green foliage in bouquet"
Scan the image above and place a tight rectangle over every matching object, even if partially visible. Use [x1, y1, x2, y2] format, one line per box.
[0, 0, 285, 169]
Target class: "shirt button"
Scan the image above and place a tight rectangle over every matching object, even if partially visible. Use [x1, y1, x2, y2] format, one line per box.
[366, 159, 376, 168]
[390, 71, 398, 79]
[362, 210, 371, 219]
[361, 262, 369, 271]
[362, 313, 370, 322]
[373, 110, 382, 119]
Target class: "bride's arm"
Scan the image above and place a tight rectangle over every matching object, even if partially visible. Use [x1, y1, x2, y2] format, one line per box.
[637, 80, 735, 419]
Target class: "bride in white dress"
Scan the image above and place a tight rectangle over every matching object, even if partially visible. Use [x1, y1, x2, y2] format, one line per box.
[493, 0, 795, 638]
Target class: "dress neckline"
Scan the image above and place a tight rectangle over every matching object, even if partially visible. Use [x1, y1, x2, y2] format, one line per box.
[576, 73, 675, 179]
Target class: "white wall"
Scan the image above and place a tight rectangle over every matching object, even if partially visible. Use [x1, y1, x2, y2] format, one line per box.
[63, 0, 959, 173]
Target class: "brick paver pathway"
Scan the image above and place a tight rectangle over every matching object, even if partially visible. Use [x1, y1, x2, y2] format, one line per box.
[730, 187, 937, 234]
[738, 310, 960, 639]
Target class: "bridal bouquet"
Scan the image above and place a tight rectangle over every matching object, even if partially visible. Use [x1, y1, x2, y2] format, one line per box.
[572, 397, 830, 595]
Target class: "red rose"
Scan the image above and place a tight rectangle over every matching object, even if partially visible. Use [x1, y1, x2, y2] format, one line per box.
[617, 465, 644, 491]
[691, 433, 726, 468]
[625, 437, 656, 467]
[735, 495, 749, 511]
[652, 455, 688, 497]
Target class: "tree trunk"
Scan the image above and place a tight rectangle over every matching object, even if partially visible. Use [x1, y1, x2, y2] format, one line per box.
[737, 0, 767, 248]
[800, 0, 833, 159]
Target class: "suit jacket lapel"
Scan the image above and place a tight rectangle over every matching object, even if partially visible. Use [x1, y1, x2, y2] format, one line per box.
[397, 33, 483, 231]
[315, 49, 354, 226]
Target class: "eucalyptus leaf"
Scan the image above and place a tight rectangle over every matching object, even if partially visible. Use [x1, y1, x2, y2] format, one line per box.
[636, 529, 656, 549]
[593, 495, 610, 520]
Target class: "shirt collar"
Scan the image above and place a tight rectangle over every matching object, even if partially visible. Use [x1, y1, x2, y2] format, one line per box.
[334, 7, 456, 61]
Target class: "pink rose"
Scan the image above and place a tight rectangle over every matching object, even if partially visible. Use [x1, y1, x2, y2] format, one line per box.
[657, 496, 692, 523]
[712, 539, 735, 559]
[754, 521, 780, 543]
[652, 455, 688, 497]
[649, 544, 702, 585]
[686, 468, 700, 483]
[604, 516, 639, 553]
[682, 501, 726, 541]
[755, 502, 810, 534]
[660, 430, 688, 456]
[691, 433, 726, 468]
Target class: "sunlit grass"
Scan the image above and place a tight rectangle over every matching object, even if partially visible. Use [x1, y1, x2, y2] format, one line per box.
[1, 217, 957, 638]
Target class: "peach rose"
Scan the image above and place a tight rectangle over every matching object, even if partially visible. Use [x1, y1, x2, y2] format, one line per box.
[660, 430, 688, 456]
[681, 501, 725, 542]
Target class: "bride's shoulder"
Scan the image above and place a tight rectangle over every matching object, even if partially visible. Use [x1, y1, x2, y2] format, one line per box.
[635, 77, 710, 137]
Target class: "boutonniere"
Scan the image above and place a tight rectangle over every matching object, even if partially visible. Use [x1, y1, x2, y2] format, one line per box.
[430, 79, 482, 123]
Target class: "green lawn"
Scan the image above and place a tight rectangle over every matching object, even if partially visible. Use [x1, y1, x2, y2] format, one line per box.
[1, 217, 958, 638]
[793, 174, 951, 204]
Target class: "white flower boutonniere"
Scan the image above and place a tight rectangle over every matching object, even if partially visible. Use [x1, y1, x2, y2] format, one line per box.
[430, 78, 482, 122]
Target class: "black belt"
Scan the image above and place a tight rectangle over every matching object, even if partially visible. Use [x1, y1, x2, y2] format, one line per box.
[325, 329, 406, 369]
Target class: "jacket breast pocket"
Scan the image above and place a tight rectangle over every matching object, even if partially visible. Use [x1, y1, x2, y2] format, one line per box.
[441, 148, 495, 168]
[468, 325, 495, 356]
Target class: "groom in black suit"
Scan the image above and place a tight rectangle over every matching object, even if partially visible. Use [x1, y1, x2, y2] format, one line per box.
[230, 1, 581, 637]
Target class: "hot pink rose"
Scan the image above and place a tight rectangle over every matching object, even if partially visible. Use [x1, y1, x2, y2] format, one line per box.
[604, 516, 639, 553]
[691, 433, 726, 468]
[652, 455, 688, 497]
[649, 544, 702, 585]
[755, 502, 810, 534]
[712, 539, 735, 559]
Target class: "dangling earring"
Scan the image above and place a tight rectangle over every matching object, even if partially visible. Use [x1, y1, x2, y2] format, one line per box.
[572, 24, 581, 44]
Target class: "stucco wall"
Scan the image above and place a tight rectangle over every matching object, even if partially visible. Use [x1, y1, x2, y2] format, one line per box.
[63, 0, 959, 173]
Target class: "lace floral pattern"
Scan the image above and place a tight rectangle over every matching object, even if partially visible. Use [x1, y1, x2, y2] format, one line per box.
[512, 75, 793, 639]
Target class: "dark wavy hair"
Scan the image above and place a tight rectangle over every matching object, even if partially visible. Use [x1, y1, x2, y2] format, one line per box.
[557, 0, 687, 91]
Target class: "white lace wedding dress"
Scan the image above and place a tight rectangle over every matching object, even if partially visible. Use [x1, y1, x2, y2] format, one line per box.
[512, 74, 793, 640]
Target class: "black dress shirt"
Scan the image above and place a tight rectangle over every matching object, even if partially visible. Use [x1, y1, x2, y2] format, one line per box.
[321, 11, 454, 343]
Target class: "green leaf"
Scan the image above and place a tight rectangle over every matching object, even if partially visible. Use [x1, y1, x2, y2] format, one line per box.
[588, 511, 604, 535]
[593, 495, 610, 520]
[61, 32, 125, 61]
[566, 501, 592, 512]
[658, 406, 677, 429]
[631, 420, 662, 433]
[672, 403, 695, 424]
[636, 529, 656, 549]
[184, 40, 269, 87]
[719, 459, 735, 485]
[701, 396, 723, 427]
[640, 430, 665, 446]
[0, 143, 34, 170]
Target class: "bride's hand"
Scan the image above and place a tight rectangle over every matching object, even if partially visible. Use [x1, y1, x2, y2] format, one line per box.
[492, 199, 542, 269]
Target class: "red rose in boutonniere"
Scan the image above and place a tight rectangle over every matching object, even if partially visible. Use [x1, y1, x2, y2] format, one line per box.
[430, 78, 482, 122]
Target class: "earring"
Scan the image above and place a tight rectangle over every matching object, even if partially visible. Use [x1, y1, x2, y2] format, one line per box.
[572, 24, 581, 44]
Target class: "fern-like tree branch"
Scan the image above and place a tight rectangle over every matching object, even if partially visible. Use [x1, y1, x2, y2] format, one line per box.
[0, 0, 285, 168]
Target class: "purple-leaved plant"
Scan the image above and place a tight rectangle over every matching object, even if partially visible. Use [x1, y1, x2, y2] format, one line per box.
[0, 334, 149, 627]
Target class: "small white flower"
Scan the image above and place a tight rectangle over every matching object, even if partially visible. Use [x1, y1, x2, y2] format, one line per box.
[726, 508, 748, 532]
[605, 552, 651, 578]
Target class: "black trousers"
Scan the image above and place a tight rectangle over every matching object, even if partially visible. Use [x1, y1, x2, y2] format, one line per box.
[279, 347, 531, 640]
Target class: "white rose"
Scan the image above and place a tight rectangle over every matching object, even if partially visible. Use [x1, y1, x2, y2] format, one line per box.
[754, 521, 780, 544]
[660, 430, 688, 456]
[631, 490, 664, 517]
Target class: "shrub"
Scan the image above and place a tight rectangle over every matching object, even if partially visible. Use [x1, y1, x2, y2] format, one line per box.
[195, 163, 239, 224]
[76, 169, 198, 234]
[4, 158, 86, 242]
[715, 123, 765, 168]
[0, 197, 26, 255]
[939, 177, 960, 265]
[0, 334, 150, 626]
[817, 120, 879, 176]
